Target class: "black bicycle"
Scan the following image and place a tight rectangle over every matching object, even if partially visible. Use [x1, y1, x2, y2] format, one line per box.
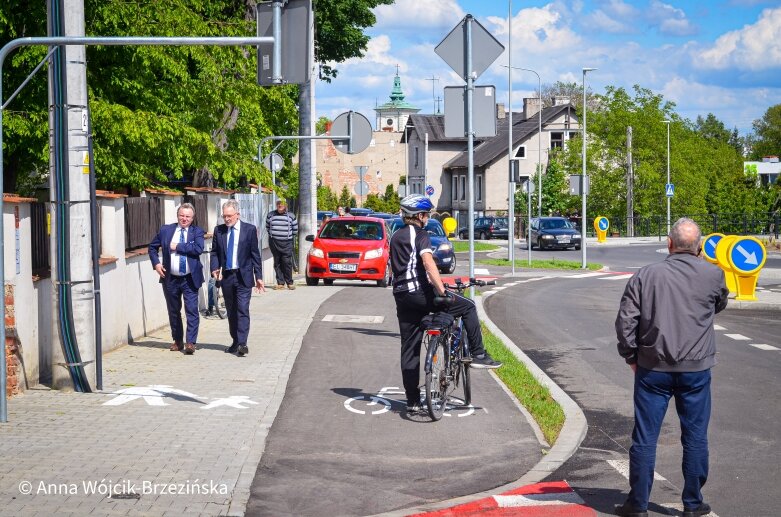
[423, 278, 494, 421]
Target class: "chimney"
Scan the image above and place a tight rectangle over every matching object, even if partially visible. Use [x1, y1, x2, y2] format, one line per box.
[554, 96, 571, 106]
[762, 156, 779, 163]
[523, 97, 541, 120]
[496, 103, 506, 120]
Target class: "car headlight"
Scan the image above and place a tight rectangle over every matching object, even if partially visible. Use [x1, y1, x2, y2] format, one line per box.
[364, 248, 384, 260]
[542, 234, 555, 239]
[309, 247, 324, 258]
[573, 233, 581, 239]
[437, 243, 452, 251]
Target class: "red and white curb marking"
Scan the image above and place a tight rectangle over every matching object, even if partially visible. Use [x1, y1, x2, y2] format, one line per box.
[410, 481, 595, 516]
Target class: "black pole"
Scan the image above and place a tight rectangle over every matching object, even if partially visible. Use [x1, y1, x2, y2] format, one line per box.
[86, 110, 103, 390]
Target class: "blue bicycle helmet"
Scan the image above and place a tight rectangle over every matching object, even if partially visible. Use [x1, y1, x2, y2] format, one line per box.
[399, 194, 434, 216]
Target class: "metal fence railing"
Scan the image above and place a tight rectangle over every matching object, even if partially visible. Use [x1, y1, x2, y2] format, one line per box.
[124, 197, 162, 250]
[30, 202, 50, 273]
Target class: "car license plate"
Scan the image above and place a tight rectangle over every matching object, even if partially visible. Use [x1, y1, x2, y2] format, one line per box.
[557, 236, 570, 243]
[330, 263, 357, 272]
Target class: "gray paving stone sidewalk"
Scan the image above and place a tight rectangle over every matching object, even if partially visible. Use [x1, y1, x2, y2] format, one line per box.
[0, 285, 338, 517]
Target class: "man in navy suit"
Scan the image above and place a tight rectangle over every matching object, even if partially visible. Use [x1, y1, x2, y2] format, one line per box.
[149, 203, 205, 355]
[211, 200, 265, 356]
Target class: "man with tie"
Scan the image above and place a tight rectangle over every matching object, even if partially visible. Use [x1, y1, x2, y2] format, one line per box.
[149, 203, 205, 355]
[210, 200, 266, 356]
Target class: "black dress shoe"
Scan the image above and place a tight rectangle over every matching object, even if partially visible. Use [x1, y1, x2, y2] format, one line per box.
[614, 501, 648, 517]
[237, 345, 248, 357]
[683, 503, 711, 517]
[225, 344, 239, 354]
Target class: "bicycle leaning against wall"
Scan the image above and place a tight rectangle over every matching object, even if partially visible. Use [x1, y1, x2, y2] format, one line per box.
[422, 278, 495, 421]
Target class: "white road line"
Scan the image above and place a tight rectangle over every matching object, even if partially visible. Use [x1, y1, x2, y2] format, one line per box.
[724, 333, 751, 341]
[750, 344, 780, 351]
[713, 324, 726, 331]
[492, 286, 507, 291]
[474, 268, 490, 275]
[566, 272, 608, 278]
[494, 491, 585, 507]
[607, 459, 667, 481]
[598, 274, 634, 281]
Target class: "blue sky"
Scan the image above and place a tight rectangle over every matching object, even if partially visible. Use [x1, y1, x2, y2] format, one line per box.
[315, 0, 781, 135]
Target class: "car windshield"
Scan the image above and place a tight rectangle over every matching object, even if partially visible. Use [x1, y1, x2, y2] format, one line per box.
[424, 220, 446, 237]
[540, 219, 574, 230]
[493, 218, 508, 228]
[320, 220, 384, 240]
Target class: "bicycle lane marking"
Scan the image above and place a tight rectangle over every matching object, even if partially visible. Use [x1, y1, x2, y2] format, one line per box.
[343, 387, 477, 417]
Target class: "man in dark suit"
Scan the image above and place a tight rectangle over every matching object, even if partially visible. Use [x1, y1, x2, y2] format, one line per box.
[149, 203, 205, 355]
[210, 200, 266, 356]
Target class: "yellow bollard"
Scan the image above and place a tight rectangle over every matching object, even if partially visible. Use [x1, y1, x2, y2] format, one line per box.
[714, 235, 738, 294]
[727, 236, 767, 301]
[594, 216, 609, 243]
[442, 217, 457, 241]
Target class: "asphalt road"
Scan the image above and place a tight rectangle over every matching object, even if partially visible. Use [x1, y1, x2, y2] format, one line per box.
[483, 244, 781, 516]
[247, 284, 542, 517]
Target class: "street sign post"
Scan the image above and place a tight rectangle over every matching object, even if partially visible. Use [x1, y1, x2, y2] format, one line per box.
[726, 236, 767, 301]
[594, 216, 609, 243]
[425, 185, 435, 197]
[331, 111, 372, 155]
[665, 183, 675, 197]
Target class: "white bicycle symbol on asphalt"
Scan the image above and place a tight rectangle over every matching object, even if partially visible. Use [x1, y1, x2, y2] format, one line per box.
[343, 386, 475, 417]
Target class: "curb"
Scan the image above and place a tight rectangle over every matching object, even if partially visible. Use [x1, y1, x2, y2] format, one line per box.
[372, 291, 588, 517]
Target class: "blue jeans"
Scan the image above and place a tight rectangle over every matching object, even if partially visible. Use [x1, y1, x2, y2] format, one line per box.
[628, 367, 711, 510]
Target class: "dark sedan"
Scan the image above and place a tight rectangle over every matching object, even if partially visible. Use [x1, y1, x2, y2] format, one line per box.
[530, 217, 582, 250]
[388, 217, 457, 274]
[458, 216, 509, 240]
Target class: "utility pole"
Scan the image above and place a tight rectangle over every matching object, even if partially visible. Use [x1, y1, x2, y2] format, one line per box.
[627, 126, 634, 237]
[49, 0, 95, 390]
[426, 76, 439, 114]
[298, 3, 316, 269]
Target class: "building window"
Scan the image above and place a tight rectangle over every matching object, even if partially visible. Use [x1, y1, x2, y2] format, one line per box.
[477, 175, 483, 202]
[460, 176, 466, 201]
[414, 147, 419, 168]
[551, 132, 564, 148]
[452, 175, 458, 202]
[515, 146, 526, 159]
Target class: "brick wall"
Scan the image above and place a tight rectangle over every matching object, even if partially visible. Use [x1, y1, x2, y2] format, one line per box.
[4, 284, 20, 397]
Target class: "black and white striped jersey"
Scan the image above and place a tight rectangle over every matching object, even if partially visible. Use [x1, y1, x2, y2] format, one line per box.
[390, 223, 433, 293]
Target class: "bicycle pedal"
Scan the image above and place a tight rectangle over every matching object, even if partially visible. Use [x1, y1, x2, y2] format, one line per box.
[461, 356, 473, 363]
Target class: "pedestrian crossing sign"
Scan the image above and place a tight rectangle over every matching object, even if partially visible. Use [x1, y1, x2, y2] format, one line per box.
[665, 183, 674, 197]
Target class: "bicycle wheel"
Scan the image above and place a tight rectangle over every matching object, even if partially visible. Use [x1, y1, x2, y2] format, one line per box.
[424, 334, 448, 421]
[211, 283, 227, 319]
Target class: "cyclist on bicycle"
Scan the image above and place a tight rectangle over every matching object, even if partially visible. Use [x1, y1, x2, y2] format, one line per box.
[390, 194, 501, 412]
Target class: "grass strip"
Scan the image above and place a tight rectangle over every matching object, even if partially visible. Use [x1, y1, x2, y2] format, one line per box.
[452, 241, 500, 252]
[481, 322, 565, 445]
[479, 257, 603, 271]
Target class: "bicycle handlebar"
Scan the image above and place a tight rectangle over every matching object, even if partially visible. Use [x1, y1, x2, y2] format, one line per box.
[434, 278, 496, 303]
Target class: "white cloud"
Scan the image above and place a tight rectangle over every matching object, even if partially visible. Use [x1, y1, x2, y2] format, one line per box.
[648, 0, 698, 36]
[696, 7, 781, 70]
[373, 0, 465, 30]
[585, 9, 633, 34]
[488, 5, 581, 53]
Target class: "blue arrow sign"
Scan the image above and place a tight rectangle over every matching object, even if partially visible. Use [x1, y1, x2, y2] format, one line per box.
[703, 234, 722, 260]
[425, 185, 435, 197]
[598, 217, 609, 231]
[665, 183, 674, 197]
[729, 237, 766, 274]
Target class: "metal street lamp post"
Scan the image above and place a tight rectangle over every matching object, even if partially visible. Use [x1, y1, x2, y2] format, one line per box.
[581, 67, 596, 269]
[664, 119, 671, 233]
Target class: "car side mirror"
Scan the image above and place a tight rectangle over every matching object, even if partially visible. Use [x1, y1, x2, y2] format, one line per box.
[305, 235, 315, 242]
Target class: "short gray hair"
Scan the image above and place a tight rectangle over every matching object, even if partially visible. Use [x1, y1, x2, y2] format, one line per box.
[222, 200, 240, 213]
[669, 217, 701, 253]
[177, 202, 195, 216]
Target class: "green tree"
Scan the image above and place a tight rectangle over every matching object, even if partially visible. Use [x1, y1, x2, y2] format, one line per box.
[382, 183, 400, 213]
[338, 185, 353, 208]
[749, 104, 781, 160]
[316, 184, 338, 211]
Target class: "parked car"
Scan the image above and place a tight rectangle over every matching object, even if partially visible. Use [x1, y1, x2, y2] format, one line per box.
[387, 217, 457, 274]
[530, 217, 582, 250]
[346, 207, 374, 217]
[317, 211, 335, 225]
[305, 216, 391, 287]
[368, 212, 395, 220]
[458, 216, 509, 240]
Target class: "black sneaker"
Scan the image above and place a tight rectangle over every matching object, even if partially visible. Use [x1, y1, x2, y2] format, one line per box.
[614, 501, 648, 517]
[682, 503, 711, 517]
[237, 345, 248, 357]
[471, 353, 501, 369]
[406, 403, 422, 414]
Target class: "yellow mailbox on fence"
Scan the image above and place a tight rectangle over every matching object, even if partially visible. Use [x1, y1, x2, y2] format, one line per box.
[442, 217, 457, 240]
[594, 216, 609, 243]
[726, 236, 766, 301]
[714, 235, 738, 294]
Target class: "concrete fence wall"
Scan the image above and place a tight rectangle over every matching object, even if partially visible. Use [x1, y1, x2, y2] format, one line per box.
[3, 190, 275, 395]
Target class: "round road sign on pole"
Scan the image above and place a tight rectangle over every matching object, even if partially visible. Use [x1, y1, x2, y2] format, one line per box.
[425, 185, 435, 197]
[262, 152, 284, 172]
[701, 233, 724, 264]
[331, 111, 372, 155]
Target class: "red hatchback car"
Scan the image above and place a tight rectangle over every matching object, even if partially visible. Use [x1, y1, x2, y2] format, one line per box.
[305, 216, 391, 287]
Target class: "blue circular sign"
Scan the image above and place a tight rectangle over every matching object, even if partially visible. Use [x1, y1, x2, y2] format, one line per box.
[425, 185, 435, 196]
[728, 237, 766, 275]
[598, 217, 609, 231]
[702, 234, 722, 261]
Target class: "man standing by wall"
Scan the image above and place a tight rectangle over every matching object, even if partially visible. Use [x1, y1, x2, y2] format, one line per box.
[211, 200, 265, 357]
[614, 217, 729, 517]
[266, 200, 298, 290]
[149, 203, 205, 355]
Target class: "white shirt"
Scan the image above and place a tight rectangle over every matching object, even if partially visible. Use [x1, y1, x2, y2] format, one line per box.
[169, 226, 189, 276]
[226, 220, 241, 270]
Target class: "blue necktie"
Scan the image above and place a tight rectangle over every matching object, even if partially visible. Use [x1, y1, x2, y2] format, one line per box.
[227, 226, 235, 269]
[178, 228, 186, 274]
